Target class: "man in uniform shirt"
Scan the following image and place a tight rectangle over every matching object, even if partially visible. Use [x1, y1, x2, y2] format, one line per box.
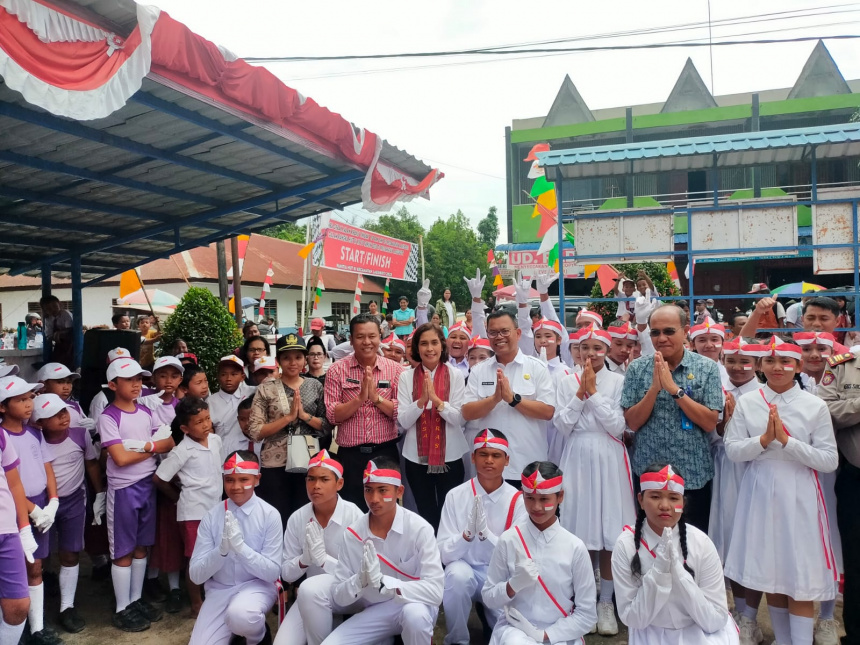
[462, 311, 555, 487]
[818, 350, 860, 645]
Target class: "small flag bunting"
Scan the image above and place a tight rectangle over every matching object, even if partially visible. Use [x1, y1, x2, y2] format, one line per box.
[226, 235, 250, 278]
[381, 278, 390, 314]
[487, 250, 503, 287]
[259, 262, 274, 318]
[352, 274, 364, 316]
[313, 275, 325, 311]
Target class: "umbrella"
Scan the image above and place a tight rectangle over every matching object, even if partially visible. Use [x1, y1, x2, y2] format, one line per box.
[493, 284, 540, 301]
[241, 297, 259, 308]
[116, 288, 181, 308]
[770, 282, 826, 296]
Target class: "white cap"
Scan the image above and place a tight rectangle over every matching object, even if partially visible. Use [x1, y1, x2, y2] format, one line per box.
[253, 356, 277, 372]
[106, 359, 150, 381]
[152, 356, 185, 374]
[0, 376, 43, 402]
[107, 347, 132, 363]
[219, 355, 245, 368]
[31, 393, 72, 421]
[0, 363, 19, 378]
[35, 363, 80, 382]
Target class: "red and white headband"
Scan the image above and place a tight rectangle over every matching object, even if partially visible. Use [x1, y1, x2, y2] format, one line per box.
[223, 452, 260, 476]
[689, 319, 726, 340]
[469, 336, 493, 352]
[567, 327, 584, 346]
[521, 469, 563, 495]
[448, 323, 471, 338]
[608, 323, 633, 339]
[473, 429, 509, 454]
[308, 450, 343, 478]
[794, 331, 835, 348]
[576, 310, 603, 327]
[533, 318, 563, 337]
[640, 464, 685, 494]
[579, 324, 611, 347]
[722, 339, 741, 355]
[741, 337, 802, 360]
[363, 460, 401, 486]
[626, 328, 639, 342]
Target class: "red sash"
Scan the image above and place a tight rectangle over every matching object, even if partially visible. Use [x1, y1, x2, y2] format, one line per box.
[346, 527, 419, 580]
[514, 526, 571, 617]
[469, 479, 522, 531]
[622, 525, 656, 558]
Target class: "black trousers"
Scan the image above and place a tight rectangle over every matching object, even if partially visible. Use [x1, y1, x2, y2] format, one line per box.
[336, 439, 400, 512]
[404, 459, 466, 532]
[256, 467, 307, 531]
[633, 474, 712, 533]
[837, 459, 860, 645]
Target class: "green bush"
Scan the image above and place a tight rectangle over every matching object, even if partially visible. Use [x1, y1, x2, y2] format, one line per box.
[159, 287, 243, 388]
[589, 262, 680, 325]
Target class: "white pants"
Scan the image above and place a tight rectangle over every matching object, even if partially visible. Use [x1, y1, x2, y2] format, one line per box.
[321, 598, 438, 645]
[491, 624, 583, 645]
[189, 579, 277, 645]
[443, 560, 497, 645]
[273, 574, 355, 645]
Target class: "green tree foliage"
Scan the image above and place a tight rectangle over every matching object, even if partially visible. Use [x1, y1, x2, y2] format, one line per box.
[588, 262, 680, 325]
[364, 206, 425, 244]
[262, 221, 307, 243]
[477, 206, 500, 248]
[160, 287, 243, 388]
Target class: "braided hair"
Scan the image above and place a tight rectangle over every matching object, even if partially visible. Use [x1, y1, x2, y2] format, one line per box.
[632, 462, 695, 579]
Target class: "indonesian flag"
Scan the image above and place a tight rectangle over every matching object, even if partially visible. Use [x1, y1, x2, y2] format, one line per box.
[227, 235, 250, 278]
[352, 274, 364, 316]
[258, 262, 274, 318]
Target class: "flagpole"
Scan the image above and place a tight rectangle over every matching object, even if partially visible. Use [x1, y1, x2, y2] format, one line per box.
[419, 235, 425, 282]
[134, 268, 161, 334]
[300, 223, 310, 332]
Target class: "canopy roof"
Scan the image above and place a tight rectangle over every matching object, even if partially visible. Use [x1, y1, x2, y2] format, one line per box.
[537, 122, 860, 180]
[0, 0, 441, 284]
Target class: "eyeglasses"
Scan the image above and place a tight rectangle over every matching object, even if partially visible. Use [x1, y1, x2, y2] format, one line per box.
[649, 327, 679, 338]
[487, 328, 513, 339]
[307, 352, 325, 358]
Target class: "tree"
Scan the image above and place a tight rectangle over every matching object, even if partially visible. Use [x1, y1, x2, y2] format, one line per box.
[477, 206, 500, 248]
[262, 221, 307, 243]
[364, 206, 425, 243]
[587, 262, 680, 325]
[159, 287, 243, 388]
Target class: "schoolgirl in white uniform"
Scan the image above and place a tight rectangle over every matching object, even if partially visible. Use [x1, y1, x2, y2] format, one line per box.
[482, 461, 597, 644]
[724, 338, 839, 645]
[554, 324, 634, 636]
[689, 320, 728, 385]
[612, 463, 739, 645]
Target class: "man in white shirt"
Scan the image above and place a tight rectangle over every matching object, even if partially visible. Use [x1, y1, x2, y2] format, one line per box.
[462, 311, 556, 486]
[437, 429, 527, 645]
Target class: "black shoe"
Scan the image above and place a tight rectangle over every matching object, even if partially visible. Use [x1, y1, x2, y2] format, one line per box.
[164, 588, 182, 614]
[128, 598, 163, 623]
[91, 562, 111, 582]
[142, 577, 167, 603]
[28, 627, 65, 644]
[111, 607, 150, 633]
[59, 607, 86, 634]
[228, 637, 247, 645]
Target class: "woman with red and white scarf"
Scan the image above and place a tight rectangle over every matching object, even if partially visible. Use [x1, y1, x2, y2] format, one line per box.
[397, 322, 468, 532]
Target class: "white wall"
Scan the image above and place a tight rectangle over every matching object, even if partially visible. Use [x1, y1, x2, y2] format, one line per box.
[0, 280, 375, 331]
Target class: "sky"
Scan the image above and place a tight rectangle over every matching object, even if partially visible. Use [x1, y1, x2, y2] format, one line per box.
[145, 0, 860, 240]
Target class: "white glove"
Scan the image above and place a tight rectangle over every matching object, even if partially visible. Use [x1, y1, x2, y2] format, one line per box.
[29, 504, 49, 531]
[416, 279, 431, 309]
[306, 521, 328, 568]
[19, 525, 38, 564]
[121, 439, 150, 453]
[227, 514, 245, 553]
[39, 497, 59, 533]
[505, 606, 545, 642]
[508, 548, 540, 593]
[300, 527, 314, 567]
[464, 268, 486, 300]
[78, 417, 96, 432]
[363, 541, 383, 589]
[474, 495, 492, 542]
[464, 496, 478, 542]
[538, 346, 548, 365]
[535, 272, 558, 295]
[513, 271, 532, 306]
[634, 288, 655, 325]
[151, 424, 173, 442]
[92, 492, 106, 526]
[654, 526, 674, 574]
[220, 510, 236, 556]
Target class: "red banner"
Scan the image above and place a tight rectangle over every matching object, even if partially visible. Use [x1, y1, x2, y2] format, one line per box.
[318, 220, 418, 281]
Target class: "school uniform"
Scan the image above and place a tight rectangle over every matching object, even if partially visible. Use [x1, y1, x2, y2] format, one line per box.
[554, 368, 635, 551]
[326, 505, 444, 645]
[209, 383, 257, 457]
[611, 522, 739, 645]
[708, 378, 761, 562]
[482, 519, 597, 644]
[0, 432, 28, 601]
[154, 433, 223, 557]
[724, 384, 839, 600]
[2, 424, 53, 559]
[438, 478, 527, 645]
[275, 496, 363, 645]
[189, 494, 283, 645]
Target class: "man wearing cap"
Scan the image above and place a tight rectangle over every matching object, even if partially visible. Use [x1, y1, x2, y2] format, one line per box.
[325, 314, 404, 509]
[209, 355, 257, 459]
[310, 318, 336, 354]
[620, 305, 724, 531]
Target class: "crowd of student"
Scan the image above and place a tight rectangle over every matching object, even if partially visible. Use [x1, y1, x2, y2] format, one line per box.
[0, 268, 857, 645]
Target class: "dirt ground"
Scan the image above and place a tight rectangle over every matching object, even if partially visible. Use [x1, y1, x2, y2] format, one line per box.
[45, 560, 845, 645]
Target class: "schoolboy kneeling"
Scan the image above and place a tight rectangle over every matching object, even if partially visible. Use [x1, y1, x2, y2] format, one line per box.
[188, 451, 282, 645]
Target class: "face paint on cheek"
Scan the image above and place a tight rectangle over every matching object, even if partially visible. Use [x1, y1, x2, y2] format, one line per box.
[243, 485, 254, 490]
[674, 506, 684, 513]
[742, 365, 753, 371]
[595, 351, 605, 357]
[783, 366, 795, 371]
[543, 504, 556, 511]
[383, 497, 393, 503]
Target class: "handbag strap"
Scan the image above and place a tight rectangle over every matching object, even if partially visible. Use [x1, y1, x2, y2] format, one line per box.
[275, 382, 295, 434]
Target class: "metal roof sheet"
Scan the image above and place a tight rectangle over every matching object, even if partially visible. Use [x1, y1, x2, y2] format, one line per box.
[537, 123, 860, 179]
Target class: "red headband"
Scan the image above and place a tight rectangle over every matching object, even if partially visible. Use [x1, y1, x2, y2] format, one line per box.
[223, 453, 260, 476]
[741, 337, 802, 360]
[363, 460, 401, 486]
[640, 464, 685, 494]
[690, 319, 726, 340]
[533, 318, 563, 337]
[579, 323, 611, 347]
[521, 469, 563, 494]
[576, 310, 603, 327]
[473, 429, 509, 454]
[793, 331, 835, 348]
[307, 449, 343, 478]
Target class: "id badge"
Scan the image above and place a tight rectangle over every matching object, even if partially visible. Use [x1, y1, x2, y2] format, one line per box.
[680, 409, 694, 432]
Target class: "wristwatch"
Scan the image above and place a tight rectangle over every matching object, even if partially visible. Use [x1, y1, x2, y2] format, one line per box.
[509, 393, 522, 408]
[436, 401, 446, 413]
[671, 388, 686, 400]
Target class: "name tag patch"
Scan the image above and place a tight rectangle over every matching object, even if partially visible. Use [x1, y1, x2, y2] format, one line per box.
[346, 378, 361, 384]
[482, 381, 495, 386]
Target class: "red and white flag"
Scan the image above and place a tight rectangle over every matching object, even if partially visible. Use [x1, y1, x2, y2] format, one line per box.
[352, 274, 365, 316]
[258, 262, 274, 318]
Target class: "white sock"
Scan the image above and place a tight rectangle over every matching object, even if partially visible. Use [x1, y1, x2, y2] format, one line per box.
[130, 557, 148, 603]
[599, 578, 614, 603]
[167, 570, 180, 590]
[768, 605, 791, 645]
[146, 566, 159, 580]
[112, 564, 132, 612]
[743, 602, 759, 621]
[59, 564, 80, 612]
[819, 598, 835, 621]
[734, 596, 747, 615]
[27, 584, 44, 633]
[0, 619, 26, 645]
[789, 613, 814, 645]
